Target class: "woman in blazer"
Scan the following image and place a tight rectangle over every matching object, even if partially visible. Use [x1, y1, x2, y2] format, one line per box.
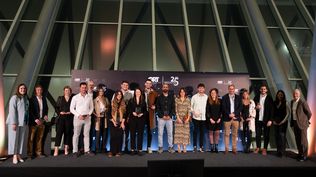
[6, 83, 29, 164]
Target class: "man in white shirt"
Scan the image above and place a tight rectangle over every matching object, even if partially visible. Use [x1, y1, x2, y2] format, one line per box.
[70, 82, 94, 157]
[191, 83, 208, 152]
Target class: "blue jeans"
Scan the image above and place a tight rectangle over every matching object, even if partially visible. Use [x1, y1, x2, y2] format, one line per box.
[158, 118, 173, 148]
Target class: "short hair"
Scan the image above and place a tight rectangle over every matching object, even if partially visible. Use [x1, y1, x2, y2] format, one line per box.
[121, 80, 129, 84]
[197, 83, 205, 88]
[63, 86, 72, 92]
[260, 84, 268, 89]
[80, 82, 87, 87]
[34, 84, 42, 90]
[162, 82, 169, 87]
[228, 84, 235, 89]
[145, 79, 152, 83]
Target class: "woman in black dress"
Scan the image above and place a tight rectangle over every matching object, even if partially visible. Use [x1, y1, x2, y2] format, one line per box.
[206, 88, 221, 153]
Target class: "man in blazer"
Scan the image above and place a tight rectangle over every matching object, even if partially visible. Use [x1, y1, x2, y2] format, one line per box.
[253, 85, 274, 155]
[291, 89, 312, 161]
[28, 84, 48, 158]
[221, 84, 242, 154]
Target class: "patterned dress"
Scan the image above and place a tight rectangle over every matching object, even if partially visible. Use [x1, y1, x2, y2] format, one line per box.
[174, 97, 191, 145]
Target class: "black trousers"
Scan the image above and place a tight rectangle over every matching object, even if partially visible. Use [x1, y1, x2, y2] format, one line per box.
[255, 121, 270, 149]
[110, 122, 124, 155]
[293, 121, 308, 157]
[123, 120, 130, 151]
[144, 112, 152, 148]
[55, 115, 73, 147]
[129, 116, 145, 150]
[275, 121, 288, 155]
[242, 121, 252, 151]
[95, 117, 108, 152]
[193, 119, 205, 148]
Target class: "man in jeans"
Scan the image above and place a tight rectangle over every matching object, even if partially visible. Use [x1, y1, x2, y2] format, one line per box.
[156, 83, 175, 153]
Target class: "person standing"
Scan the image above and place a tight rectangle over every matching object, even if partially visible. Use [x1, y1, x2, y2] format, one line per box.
[109, 90, 126, 157]
[156, 83, 175, 154]
[290, 89, 312, 161]
[273, 90, 290, 157]
[143, 79, 158, 154]
[206, 88, 222, 153]
[174, 88, 191, 153]
[128, 88, 147, 155]
[6, 84, 29, 164]
[28, 84, 48, 159]
[253, 85, 274, 156]
[70, 82, 94, 157]
[221, 84, 242, 154]
[93, 86, 110, 153]
[240, 89, 256, 153]
[191, 83, 208, 152]
[54, 86, 74, 156]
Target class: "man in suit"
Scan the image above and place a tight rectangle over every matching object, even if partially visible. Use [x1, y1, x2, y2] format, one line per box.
[291, 89, 312, 161]
[253, 85, 274, 156]
[28, 84, 48, 159]
[221, 84, 242, 154]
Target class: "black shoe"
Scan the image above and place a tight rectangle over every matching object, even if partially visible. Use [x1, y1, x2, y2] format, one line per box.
[130, 150, 136, 155]
[193, 146, 197, 152]
[137, 151, 144, 156]
[84, 151, 95, 156]
[37, 154, 46, 158]
[210, 144, 214, 152]
[72, 152, 81, 158]
[215, 144, 219, 153]
[27, 156, 35, 161]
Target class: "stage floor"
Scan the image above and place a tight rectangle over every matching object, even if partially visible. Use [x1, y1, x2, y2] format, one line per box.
[1, 151, 316, 177]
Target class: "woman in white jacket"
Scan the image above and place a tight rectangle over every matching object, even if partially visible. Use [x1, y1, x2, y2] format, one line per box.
[6, 83, 29, 164]
[240, 89, 256, 153]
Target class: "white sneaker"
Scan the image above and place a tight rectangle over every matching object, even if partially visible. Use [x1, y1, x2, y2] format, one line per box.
[147, 147, 153, 154]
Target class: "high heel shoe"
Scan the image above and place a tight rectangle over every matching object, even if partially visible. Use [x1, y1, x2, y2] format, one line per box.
[53, 148, 59, 157]
[13, 156, 18, 164]
[64, 146, 69, 156]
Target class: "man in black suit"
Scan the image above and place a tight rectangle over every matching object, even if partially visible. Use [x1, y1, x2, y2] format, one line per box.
[28, 84, 48, 158]
[253, 85, 274, 156]
[221, 84, 242, 154]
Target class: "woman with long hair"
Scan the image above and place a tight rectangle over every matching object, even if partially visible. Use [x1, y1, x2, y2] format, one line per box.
[273, 90, 290, 157]
[174, 88, 191, 153]
[6, 83, 29, 164]
[108, 90, 126, 157]
[206, 88, 221, 153]
[128, 88, 147, 155]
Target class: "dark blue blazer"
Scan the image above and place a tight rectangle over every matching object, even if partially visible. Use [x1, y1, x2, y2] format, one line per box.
[221, 93, 242, 122]
[29, 95, 48, 126]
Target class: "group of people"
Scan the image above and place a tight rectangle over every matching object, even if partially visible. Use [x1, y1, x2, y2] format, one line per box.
[6, 79, 312, 164]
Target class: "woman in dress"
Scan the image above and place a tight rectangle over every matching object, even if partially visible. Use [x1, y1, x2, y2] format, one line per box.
[174, 88, 191, 153]
[206, 88, 221, 153]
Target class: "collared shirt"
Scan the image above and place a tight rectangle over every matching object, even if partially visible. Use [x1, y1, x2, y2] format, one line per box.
[259, 94, 267, 121]
[292, 98, 300, 121]
[70, 93, 94, 118]
[229, 94, 235, 114]
[37, 96, 43, 118]
[191, 93, 208, 121]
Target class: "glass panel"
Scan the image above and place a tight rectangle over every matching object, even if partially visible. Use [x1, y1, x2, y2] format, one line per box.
[186, 0, 215, 25]
[82, 24, 117, 70]
[57, 0, 88, 21]
[303, 0, 316, 21]
[119, 25, 152, 70]
[90, 0, 119, 22]
[0, 21, 12, 40]
[0, 0, 21, 19]
[156, 26, 187, 71]
[22, 0, 45, 20]
[269, 28, 301, 78]
[156, 0, 183, 24]
[257, 0, 278, 26]
[4, 22, 36, 73]
[40, 23, 83, 75]
[190, 27, 225, 72]
[3, 77, 16, 105]
[216, 0, 246, 26]
[223, 27, 264, 77]
[123, 0, 151, 23]
[288, 29, 312, 72]
[275, 0, 307, 27]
